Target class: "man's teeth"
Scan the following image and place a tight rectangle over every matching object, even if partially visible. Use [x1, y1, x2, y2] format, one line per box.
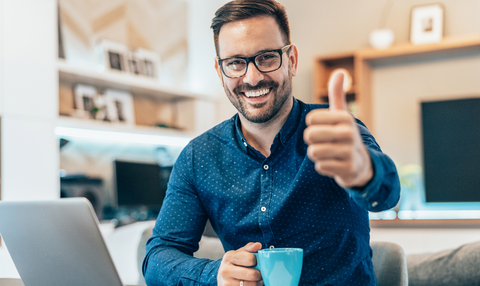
[244, 89, 269, 98]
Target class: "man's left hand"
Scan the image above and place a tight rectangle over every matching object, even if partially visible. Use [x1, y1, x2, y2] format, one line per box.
[304, 71, 373, 188]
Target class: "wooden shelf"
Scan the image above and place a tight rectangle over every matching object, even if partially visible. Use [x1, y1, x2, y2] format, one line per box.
[356, 34, 480, 60]
[58, 60, 210, 102]
[370, 217, 480, 228]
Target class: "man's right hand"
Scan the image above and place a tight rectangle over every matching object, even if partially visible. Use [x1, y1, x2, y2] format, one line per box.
[217, 242, 264, 286]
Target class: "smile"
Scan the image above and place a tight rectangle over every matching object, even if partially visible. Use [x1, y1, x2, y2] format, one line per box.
[244, 88, 270, 98]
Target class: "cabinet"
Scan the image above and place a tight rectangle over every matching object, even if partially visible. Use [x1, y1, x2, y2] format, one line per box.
[313, 35, 480, 134]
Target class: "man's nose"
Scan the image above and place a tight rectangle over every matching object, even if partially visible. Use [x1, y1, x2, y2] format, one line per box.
[243, 62, 264, 86]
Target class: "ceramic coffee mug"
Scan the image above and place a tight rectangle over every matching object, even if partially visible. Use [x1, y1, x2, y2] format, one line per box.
[253, 248, 303, 286]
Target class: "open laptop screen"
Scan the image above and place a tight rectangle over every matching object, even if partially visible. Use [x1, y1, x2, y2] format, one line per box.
[0, 198, 124, 286]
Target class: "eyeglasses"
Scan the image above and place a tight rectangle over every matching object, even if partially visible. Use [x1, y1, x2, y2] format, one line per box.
[218, 44, 292, 78]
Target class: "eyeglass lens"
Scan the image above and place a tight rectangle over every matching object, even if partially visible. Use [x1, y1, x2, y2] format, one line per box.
[222, 51, 282, 77]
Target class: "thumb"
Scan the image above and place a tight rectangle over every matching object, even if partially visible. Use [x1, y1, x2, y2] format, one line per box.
[328, 71, 348, 111]
[239, 242, 262, 253]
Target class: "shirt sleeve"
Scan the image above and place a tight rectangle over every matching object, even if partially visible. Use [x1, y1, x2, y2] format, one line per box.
[344, 120, 401, 212]
[142, 143, 221, 286]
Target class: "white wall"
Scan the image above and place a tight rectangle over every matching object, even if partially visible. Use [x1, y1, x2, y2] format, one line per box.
[0, 0, 60, 278]
[0, 0, 59, 200]
[185, 0, 237, 125]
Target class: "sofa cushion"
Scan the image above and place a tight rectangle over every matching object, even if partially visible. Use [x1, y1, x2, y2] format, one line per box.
[407, 241, 480, 286]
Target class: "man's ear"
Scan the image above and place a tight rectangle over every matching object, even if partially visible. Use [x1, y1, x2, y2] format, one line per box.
[214, 57, 224, 82]
[288, 45, 299, 77]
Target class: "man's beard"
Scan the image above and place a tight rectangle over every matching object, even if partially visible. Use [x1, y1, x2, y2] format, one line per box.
[224, 72, 293, 124]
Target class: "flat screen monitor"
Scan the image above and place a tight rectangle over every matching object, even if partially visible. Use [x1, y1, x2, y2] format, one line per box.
[114, 160, 172, 208]
[421, 97, 480, 202]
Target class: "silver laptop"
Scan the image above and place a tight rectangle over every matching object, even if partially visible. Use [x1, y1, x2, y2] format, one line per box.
[0, 198, 124, 286]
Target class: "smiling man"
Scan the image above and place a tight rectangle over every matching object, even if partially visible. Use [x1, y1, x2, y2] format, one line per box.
[143, 1, 400, 285]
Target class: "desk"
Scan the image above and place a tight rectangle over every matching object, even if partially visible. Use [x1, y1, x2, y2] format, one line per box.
[370, 218, 480, 228]
[0, 278, 141, 286]
[0, 279, 22, 286]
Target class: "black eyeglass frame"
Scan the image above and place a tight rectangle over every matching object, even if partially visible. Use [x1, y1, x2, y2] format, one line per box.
[218, 44, 293, 79]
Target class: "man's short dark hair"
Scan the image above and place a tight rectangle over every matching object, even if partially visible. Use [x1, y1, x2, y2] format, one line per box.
[211, 0, 291, 57]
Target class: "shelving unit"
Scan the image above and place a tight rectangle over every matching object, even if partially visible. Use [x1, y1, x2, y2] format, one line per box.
[58, 60, 214, 137]
[313, 34, 480, 134]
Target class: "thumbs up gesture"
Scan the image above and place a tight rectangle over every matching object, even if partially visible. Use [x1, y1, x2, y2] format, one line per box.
[304, 71, 373, 188]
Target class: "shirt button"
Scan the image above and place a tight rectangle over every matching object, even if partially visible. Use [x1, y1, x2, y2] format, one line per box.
[263, 164, 269, 170]
[362, 193, 367, 198]
[261, 207, 266, 212]
[372, 201, 378, 207]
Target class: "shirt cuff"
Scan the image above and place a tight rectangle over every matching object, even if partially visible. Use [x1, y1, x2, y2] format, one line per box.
[176, 258, 221, 285]
[198, 259, 221, 285]
[345, 147, 400, 212]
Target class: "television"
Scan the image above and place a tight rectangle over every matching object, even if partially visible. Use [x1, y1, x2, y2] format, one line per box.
[114, 160, 172, 208]
[421, 97, 480, 203]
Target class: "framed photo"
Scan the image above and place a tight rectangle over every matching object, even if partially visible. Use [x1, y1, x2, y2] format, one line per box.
[99, 39, 129, 72]
[104, 89, 135, 125]
[126, 51, 145, 76]
[73, 84, 97, 119]
[136, 48, 161, 79]
[410, 4, 444, 45]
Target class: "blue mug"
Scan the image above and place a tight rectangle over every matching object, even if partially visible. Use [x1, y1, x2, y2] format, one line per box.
[253, 248, 303, 286]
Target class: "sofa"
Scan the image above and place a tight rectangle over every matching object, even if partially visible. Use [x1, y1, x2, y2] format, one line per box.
[136, 222, 480, 286]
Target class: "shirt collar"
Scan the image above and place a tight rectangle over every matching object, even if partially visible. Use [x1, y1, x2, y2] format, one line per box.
[277, 98, 300, 147]
[234, 98, 301, 153]
[234, 115, 248, 153]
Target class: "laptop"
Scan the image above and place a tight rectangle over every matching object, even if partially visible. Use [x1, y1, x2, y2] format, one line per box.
[0, 198, 125, 286]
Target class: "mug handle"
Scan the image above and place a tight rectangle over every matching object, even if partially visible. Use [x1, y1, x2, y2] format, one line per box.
[251, 253, 260, 270]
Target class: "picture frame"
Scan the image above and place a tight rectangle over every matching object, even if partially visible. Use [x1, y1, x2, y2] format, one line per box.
[73, 84, 97, 119]
[126, 51, 145, 76]
[410, 4, 444, 45]
[136, 48, 161, 79]
[98, 39, 129, 72]
[103, 89, 135, 125]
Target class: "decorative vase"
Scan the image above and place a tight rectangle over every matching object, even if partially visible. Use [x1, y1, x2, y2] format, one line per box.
[369, 29, 395, 49]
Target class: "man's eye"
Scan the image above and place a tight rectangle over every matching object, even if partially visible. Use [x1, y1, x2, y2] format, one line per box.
[226, 60, 245, 70]
[258, 53, 277, 61]
[227, 60, 242, 65]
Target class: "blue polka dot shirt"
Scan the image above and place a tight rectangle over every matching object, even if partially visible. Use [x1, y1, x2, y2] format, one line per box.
[143, 99, 400, 285]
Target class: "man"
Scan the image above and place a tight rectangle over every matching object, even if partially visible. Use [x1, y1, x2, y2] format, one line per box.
[143, 1, 400, 285]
